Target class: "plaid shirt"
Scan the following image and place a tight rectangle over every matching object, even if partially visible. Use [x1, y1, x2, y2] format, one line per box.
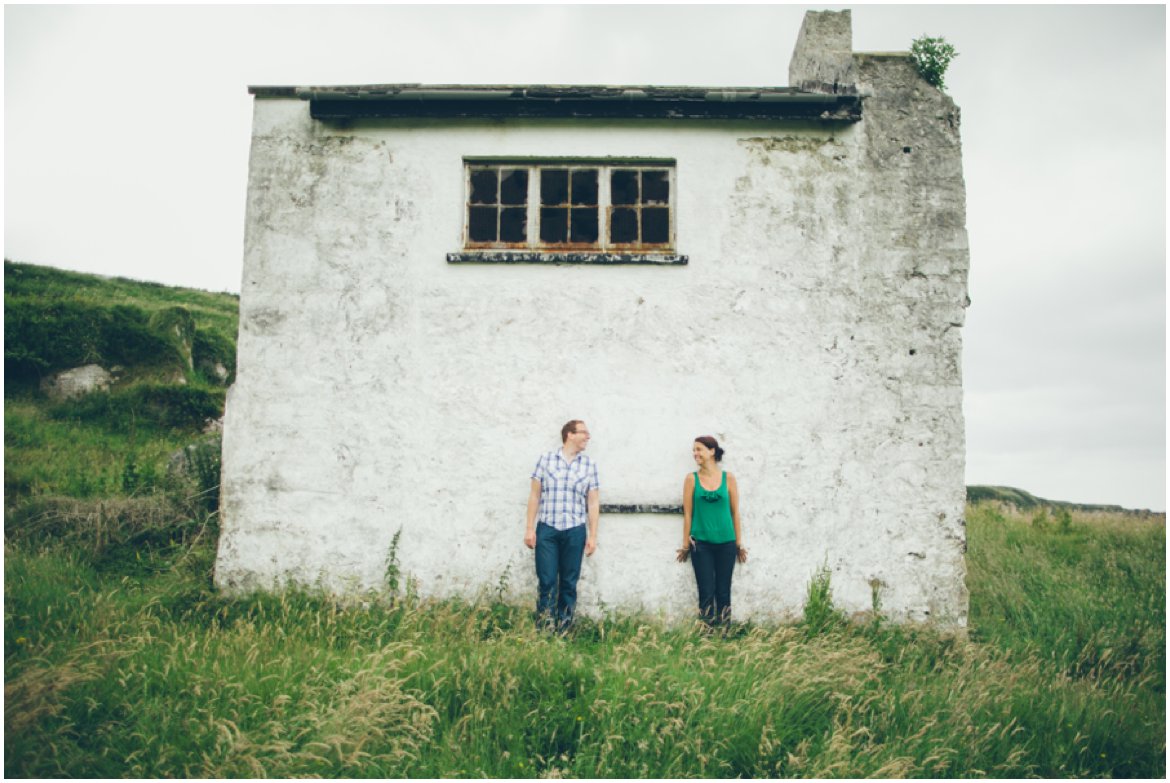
[531, 450, 600, 531]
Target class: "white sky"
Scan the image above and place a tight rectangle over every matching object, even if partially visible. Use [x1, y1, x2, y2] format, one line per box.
[4, 4, 1166, 511]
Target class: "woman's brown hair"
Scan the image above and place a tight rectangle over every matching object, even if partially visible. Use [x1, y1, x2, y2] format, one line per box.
[694, 435, 725, 462]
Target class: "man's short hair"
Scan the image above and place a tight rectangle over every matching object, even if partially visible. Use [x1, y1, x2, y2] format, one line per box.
[561, 420, 584, 443]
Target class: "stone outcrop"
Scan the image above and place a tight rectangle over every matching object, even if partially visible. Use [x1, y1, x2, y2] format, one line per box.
[40, 364, 114, 400]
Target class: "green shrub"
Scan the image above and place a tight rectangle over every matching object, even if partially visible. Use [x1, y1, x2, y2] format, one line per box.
[49, 385, 224, 434]
[192, 329, 237, 384]
[169, 437, 222, 515]
[104, 305, 184, 368]
[147, 306, 196, 372]
[3, 346, 50, 388]
[910, 35, 958, 91]
[4, 300, 183, 383]
[5, 299, 107, 378]
[801, 562, 846, 635]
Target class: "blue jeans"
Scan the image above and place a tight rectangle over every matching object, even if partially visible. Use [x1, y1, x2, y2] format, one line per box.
[535, 522, 586, 630]
[691, 538, 737, 625]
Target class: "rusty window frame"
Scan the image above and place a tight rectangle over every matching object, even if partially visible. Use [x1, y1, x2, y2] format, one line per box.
[465, 165, 530, 246]
[605, 167, 673, 251]
[462, 159, 676, 253]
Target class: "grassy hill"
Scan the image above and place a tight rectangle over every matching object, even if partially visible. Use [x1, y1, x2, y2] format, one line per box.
[4, 260, 237, 502]
[966, 484, 1156, 515]
[4, 261, 1165, 777]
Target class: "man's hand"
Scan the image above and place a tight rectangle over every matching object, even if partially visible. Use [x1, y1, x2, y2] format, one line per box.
[584, 537, 597, 557]
[525, 479, 542, 550]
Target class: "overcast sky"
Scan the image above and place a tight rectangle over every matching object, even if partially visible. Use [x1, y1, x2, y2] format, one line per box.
[4, 4, 1165, 511]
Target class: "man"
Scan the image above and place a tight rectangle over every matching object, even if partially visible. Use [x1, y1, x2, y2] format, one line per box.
[525, 419, 600, 631]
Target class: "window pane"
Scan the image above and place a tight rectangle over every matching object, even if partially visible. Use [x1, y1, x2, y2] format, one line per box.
[642, 171, 670, 205]
[610, 208, 638, 243]
[643, 207, 669, 244]
[469, 206, 497, 242]
[571, 169, 598, 206]
[540, 207, 568, 243]
[541, 169, 569, 206]
[499, 169, 528, 205]
[611, 170, 638, 205]
[470, 170, 498, 205]
[570, 208, 598, 243]
[500, 207, 527, 243]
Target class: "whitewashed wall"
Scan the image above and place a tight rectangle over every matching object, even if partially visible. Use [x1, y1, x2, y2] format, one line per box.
[216, 40, 970, 624]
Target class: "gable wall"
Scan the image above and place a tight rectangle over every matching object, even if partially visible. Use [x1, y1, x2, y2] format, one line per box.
[217, 59, 969, 623]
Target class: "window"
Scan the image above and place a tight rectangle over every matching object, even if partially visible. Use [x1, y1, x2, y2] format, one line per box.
[459, 160, 680, 261]
[468, 167, 528, 244]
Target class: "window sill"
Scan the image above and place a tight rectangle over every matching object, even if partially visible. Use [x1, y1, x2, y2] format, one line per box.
[447, 251, 687, 266]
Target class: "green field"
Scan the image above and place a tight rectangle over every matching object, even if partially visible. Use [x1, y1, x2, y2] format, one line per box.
[4, 262, 1165, 777]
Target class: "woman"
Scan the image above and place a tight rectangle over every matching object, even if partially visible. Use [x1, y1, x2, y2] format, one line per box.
[676, 436, 747, 626]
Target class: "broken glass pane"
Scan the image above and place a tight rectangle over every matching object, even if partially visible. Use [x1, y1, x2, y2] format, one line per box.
[571, 208, 598, 243]
[642, 171, 670, 205]
[541, 169, 569, 206]
[470, 169, 498, 205]
[610, 208, 638, 243]
[571, 169, 598, 206]
[500, 169, 528, 205]
[643, 207, 669, 244]
[611, 170, 638, 205]
[540, 207, 568, 243]
[469, 206, 497, 242]
[500, 207, 526, 243]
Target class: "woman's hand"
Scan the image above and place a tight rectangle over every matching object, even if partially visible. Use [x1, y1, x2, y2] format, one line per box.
[676, 546, 691, 563]
[736, 545, 748, 564]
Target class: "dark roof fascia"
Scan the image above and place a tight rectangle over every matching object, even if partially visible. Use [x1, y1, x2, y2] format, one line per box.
[248, 84, 862, 122]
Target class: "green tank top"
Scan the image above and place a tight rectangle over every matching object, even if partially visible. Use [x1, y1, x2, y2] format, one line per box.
[690, 471, 735, 544]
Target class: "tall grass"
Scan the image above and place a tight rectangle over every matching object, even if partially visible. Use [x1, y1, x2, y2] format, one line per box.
[5, 505, 1164, 778]
[4, 400, 196, 500]
[5, 260, 1163, 777]
[967, 504, 1165, 683]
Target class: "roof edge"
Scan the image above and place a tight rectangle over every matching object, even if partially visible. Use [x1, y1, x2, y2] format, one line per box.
[249, 84, 863, 122]
[251, 84, 838, 100]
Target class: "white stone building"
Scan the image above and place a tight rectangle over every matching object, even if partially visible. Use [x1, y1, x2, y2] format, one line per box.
[215, 10, 971, 625]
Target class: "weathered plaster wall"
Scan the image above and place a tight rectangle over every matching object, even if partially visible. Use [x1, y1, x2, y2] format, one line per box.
[216, 12, 969, 624]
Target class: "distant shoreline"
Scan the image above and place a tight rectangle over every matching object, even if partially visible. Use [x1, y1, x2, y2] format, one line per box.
[967, 485, 1165, 517]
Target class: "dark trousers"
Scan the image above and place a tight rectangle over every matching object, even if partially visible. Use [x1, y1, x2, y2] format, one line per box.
[535, 522, 586, 630]
[691, 538, 737, 625]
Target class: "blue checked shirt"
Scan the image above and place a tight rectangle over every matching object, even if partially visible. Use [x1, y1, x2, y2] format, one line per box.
[531, 450, 600, 531]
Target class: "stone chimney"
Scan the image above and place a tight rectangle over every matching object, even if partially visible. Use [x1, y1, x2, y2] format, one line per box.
[788, 9, 859, 95]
